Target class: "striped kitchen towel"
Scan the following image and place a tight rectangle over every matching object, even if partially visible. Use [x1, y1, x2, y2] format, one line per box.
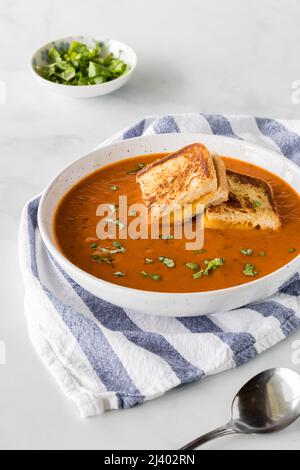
[19, 113, 300, 418]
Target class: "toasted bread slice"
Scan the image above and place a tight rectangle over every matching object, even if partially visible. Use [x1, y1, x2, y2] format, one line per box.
[137, 143, 228, 222]
[209, 154, 229, 207]
[205, 170, 281, 231]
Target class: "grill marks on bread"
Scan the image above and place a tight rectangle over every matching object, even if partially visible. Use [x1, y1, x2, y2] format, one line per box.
[137, 143, 281, 231]
[136, 144, 228, 221]
[206, 171, 281, 231]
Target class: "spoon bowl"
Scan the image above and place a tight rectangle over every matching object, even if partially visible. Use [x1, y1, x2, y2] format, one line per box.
[181, 368, 300, 450]
[231, 368, 300, 434]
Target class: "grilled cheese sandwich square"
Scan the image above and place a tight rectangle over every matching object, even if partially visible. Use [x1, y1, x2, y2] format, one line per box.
[205, 171, 281, 231]
[136, 143, 229, 222]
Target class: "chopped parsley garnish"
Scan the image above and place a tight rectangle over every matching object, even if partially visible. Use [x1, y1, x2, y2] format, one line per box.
[110, 186, 119, 191]
[90, 243, 98, 249]
[204, 258, 225, 275]
[192, 258, 224, 280]
[185, 262, 200, 271]
[193, 249, 207, 255]
[141, 271, 161, 281]
[104, 217, 126, 231]
[114, 272, 126, 278]
[159, 257, 175, 269]
[35, 41, 131, 86]
[288, 248, 296, 253]
[92, 255, 114, 264]
[252, 200, 262, 209]
[99, 241, 126, 255]
[127, 163, 146, 175]
[160, 234, 174, 240]
[243, 264, 258, 277]
[144, 258, 154, 264]
[193, 271, 204, 280]
[113, 241, 125, 250]
[240, 248, 254, 256]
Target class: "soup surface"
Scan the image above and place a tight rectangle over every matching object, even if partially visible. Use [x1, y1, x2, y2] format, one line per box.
[54, 154, 300, 293]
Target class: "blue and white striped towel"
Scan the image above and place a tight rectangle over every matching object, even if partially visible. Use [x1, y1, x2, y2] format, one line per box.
[19, 113, 300, 417]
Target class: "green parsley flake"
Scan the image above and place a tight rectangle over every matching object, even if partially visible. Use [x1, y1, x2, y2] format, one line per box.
[240, 248, 254, 256]
[192, 258, 224, 280]
[204, 258, 225, 275]
[92, 255, 114, 265]
[243, 264, 258, 277]
[141, 271, 161, 281]
[193, 271, 204, 280]
[185, 263, 200, 271]
[159, 257, 175, 269]
[127, 163, 146, 175]
[114, 272, 126, 278]
[160, 235, 174, 240]
[90, 243, 98, 249]
[99, 241, 126, 255]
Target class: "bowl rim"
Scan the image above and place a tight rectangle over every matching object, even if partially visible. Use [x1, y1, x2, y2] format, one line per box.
[30, 35, 138, 89]
[38, 133, 300, 299]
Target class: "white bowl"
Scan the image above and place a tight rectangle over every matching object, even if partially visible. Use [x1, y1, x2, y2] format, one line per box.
[38, 134, 300, 317]
[30, 36, 137, 98]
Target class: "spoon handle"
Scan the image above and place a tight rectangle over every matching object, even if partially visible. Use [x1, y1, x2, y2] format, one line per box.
[180, 424, 237, 450]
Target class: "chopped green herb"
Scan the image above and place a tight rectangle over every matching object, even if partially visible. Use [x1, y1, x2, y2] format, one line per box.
[99, 242, 126, 255]
[92, 255, 114, 264]
[104, 217, 126, 231]
[288, 248, 296, 253]
[113, 241, 124, 250]
[110, 186, 119, 191]
[193, 271, 204, 280]
[204, 258, 224, 275]
[35, 41, 131, 86]
[193, 249, 207, 255]
[252, 200, 262, 209]
[160, 234, 174, 240]
[159, 257, 175, 269]
[90, 243, 98, 249]
[185, 263, 200, 271]
[141, 271, 161, 281]
[114, 272, 126, 278]
[243, 264, 258, 277]
[144, 258, 154, 264]
[192, 258, 224, 280]
[127, 163, 146, 175]
[259, 251, 267, 257]
[240, 248, 254, 256]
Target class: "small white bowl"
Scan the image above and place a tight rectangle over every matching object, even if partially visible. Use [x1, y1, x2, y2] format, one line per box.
[38, 133, 300, 317]
[30, 35, 137, 98]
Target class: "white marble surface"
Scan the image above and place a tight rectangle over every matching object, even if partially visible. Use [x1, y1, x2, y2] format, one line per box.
[1, 0, 300, 450]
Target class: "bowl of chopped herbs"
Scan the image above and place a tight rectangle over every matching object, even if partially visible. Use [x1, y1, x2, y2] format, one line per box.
[31, 36, 137, 97]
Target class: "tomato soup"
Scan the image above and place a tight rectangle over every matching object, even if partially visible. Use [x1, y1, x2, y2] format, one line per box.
[53, 155, 300, 293]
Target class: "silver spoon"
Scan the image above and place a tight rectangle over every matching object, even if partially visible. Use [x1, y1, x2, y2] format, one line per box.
[180, 368, 300, 450]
